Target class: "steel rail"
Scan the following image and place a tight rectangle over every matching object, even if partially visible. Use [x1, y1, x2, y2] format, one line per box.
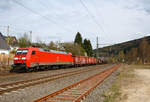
[0, 66, 85, 77]
[0, 64, 107, 77]
[0, 65, 108, 95]
[34, 64, 120, 102]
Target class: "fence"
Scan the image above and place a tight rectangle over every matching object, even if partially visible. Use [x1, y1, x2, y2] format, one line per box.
[0, 54, 14, 71]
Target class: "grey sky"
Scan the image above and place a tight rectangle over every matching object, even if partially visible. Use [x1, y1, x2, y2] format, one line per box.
[0, 0, 150, 48]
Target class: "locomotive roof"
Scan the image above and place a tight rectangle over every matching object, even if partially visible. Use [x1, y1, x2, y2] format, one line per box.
[17, 48, 38, 50]
[17, 47, 70, 55]
[39, 48, 68, 54]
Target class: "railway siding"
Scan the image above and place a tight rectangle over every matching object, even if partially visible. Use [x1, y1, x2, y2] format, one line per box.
[0, 65, 109, 85]
[34, 64, 120, 102]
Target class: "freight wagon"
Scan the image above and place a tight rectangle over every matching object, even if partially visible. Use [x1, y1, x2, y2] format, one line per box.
[72, 56, 97, 67]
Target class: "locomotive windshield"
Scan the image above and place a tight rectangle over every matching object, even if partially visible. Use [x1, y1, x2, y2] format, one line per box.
[16, 49, 28, 55]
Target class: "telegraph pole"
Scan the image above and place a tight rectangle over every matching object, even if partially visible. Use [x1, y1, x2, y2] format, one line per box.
[96, 36, 99, 58]
[30, 31, 32, 43]
[7, 25, 9, 36]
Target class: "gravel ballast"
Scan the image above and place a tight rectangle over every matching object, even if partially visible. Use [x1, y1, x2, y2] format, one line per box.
[83, 70, 119, 102]
[0, 64, 116, 102]
[0, 65, 109, 85]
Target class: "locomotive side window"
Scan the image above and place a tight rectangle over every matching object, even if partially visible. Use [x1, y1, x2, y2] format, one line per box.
[16, 50, 28, 55]
[32, 51, 36, 55]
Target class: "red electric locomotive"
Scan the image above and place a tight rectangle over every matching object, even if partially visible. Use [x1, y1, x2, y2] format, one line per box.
[11, 47, 102, 72]
[11, 47, 73, 72]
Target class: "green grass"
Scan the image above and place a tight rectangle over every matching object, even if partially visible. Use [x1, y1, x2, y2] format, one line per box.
[134, 64, 150, 69]
[102, 64, 135, 102]
[102, 73, 121, 102]
[103, 82, 120, 102]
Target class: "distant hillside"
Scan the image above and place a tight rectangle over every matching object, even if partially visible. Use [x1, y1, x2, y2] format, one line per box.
[94, 36, 150, 57]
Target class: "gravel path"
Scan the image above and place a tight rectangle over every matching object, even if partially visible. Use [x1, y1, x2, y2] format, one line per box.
[0, 64, 114, 102]
[0, 64, 110, 85]
[120, 69, 150, 102]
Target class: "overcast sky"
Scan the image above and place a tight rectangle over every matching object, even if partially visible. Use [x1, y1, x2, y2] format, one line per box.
[0, 0, 150, 48]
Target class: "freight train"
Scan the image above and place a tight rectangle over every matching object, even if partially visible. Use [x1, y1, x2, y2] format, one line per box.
[10, 47, 102, 72]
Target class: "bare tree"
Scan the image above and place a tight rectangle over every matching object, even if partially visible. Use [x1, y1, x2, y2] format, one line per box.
[48, 41, 57, 50]
[63, 42, 86, 56]
[18, 33, 31, 48]
[118, 50, 125, 62]
[139, 38, 149, 64]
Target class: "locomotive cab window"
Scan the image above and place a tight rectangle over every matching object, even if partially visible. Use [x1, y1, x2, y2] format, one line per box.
[16, 49, 28, 55]
[32, 51, 36, 55]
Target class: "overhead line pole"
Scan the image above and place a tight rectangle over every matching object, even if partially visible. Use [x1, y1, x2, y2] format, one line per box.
[30, 31, 32, 43]
[96, 36, 99, 59]
[7, 25, 9, 36]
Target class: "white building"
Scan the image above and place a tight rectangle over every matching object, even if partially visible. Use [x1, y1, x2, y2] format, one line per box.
[0, 32, 10, 54]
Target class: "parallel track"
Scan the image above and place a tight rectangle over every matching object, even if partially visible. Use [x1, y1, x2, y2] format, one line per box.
[0, 65, 109, 95]
[34, 64, 120, 102]
[0, 64, 106, 77]
[0, 67, 78, 77]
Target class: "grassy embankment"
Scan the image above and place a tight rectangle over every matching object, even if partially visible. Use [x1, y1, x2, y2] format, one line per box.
[102, 64, 136, 102]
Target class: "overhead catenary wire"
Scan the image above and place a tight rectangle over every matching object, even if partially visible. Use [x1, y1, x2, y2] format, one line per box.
[90, 0, 112, 42]
[0, 25, 33, 40]
[79, 0, 106, 33]
[38, 0, 77, 33]
[12, 0, 72, 32]
[0, 25, 30, 34]
[0, 26, 7, 27]
[79, 0, 114, 48]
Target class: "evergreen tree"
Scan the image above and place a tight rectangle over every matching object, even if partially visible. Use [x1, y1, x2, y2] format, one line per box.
[83, 39, 88, 55]
[87, 40, 93, 56]
[83, 39, 93, 56]
[74, 32, 93, 56]
[74, 32, 82, 46]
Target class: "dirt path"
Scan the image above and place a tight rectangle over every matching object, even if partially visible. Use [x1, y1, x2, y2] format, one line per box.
[121, 68, 150, 102]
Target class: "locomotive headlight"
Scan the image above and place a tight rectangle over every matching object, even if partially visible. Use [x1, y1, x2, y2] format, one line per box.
[22, 57, 26, 60]
[14, 57, 18, 60]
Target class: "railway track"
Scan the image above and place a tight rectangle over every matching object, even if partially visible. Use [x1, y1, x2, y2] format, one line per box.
[0, 67, 75, 77]
[0, 65, 109, 95]
[0, 72, 24, 77]
[34, 64, 120, 102]
[0, 64, 107, 78]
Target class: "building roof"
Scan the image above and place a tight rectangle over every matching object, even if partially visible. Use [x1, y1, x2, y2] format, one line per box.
[0, 32, 10, 50]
